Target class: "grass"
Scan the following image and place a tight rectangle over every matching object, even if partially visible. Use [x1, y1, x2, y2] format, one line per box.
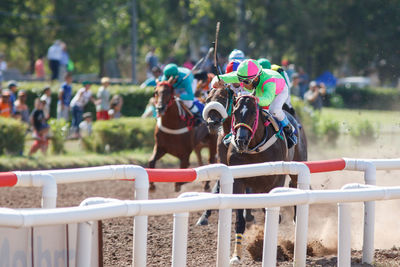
[320, 108, 400, 134]
[1, 107, 399, 172]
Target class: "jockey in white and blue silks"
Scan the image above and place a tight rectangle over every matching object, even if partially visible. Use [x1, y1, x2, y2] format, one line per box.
[161, 63, 203, 116]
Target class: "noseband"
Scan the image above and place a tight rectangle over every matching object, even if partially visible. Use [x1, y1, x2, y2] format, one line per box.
[231, 95, 259, 141]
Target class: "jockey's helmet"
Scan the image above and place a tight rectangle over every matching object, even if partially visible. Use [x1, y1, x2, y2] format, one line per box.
[228, 49, 245, 62]
[257, 58, 271, 70]
[237, 59, 263, 80]
[163, 63, 179, 78]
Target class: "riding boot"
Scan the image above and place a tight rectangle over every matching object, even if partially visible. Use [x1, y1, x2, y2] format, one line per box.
[279, 116, 297, 149]
[190, 101, 205, 126]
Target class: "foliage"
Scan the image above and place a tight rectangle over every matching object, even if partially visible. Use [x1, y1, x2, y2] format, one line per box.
[0, 118, 27, 155]
[48, 118, 69, 154]
[320, 119, 340, 146]
[350, 120, 378, 144]
[1, 1, 399, 84]
[333, 86, 400, 110]
[90, 117, 155, 153]
[327, 94, 344, 109]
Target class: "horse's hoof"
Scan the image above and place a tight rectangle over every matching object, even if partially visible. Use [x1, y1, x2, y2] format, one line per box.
[174, 184, 182, 192]
[245, 214, 255, 223]
[229, 256, 241, 265]
[196, 216, 208, 226]
[149, 182, 156, 192]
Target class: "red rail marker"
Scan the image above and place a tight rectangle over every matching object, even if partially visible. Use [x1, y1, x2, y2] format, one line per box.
[303, 159, 346, 173]
[145, 169, 197, 182]
[0, 172, 18, 187]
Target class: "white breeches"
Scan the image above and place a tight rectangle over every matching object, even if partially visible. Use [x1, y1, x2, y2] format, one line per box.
[269, 85, 289, 121]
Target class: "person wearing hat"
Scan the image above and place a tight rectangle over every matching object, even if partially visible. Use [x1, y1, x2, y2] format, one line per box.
[79, 112, 93, 137]
[14, 90, 30, 124]
[29, 97, 50, 156]
[0, 89, 12, 117]
[212, 59, 297, 148]
[304, 81, 326, 111]
[96, 77, 111, 120]
[70, 81, 95, 137]
[161, 63, 203, 118]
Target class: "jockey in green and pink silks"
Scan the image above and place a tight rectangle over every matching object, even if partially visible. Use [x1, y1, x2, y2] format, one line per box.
[212, 59, 297, 148]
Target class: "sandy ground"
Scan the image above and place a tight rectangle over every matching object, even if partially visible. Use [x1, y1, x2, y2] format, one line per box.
[0, 133, 399, 266]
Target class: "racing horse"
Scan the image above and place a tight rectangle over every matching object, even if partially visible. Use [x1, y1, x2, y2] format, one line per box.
[228, 94, 299, 263]
[148, 79, 217, 192]
[197, 86, 308, 225]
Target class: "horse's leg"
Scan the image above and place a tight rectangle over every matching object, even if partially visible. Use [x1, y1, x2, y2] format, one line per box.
[148, 145, 166, 192]
[289, 175, 298, 223]
[244, 187, 255, 223]
[175, 155, 190, 192]
[196, 181, 220, 226]
[231, 182, 245, 264]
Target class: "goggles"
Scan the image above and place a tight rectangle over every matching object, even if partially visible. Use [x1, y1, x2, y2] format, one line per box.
[238, 76, 257, 85]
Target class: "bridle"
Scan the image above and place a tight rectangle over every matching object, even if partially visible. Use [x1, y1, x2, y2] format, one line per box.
[155, 81, 175, 115]
[231, 95, 259, 141]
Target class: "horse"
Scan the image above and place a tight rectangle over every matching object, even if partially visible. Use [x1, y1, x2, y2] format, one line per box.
[197, 86, 308, 225]
[148, 80, 217, 192]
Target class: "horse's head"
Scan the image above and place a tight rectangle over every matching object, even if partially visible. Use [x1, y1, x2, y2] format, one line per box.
[231, 95, 259, 152]
[202, 87, 234, 134]
[154, 80, 174, 116]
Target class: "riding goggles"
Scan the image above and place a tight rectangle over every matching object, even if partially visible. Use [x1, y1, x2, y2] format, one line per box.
[238, 76, 257, 85]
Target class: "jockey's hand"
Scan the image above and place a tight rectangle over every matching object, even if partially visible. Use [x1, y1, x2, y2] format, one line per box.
[212, 79, 225, 88]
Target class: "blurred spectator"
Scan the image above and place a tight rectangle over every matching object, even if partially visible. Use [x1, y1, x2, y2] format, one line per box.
[183, 56, 194, 70]
[0, 89, 12, 117]
[7, 81, 18, 114]
[0, 53, 7, 90]
[79, 112, 93, 137]
[47, 40, 63, 82]
[141, 97, 156, 118]
[286, 64, 296, 80]
[96, 77, 111, 120]
[59, 42, 69, 81]
[40, 86, 52, 119]
[70, 81, 95, 137]
[290, 73, 301, 97]
[194, 70, 214, 101]
[140, 66, 162, 88]
[14, 90, 30, 124]
[145, 47, 159, 78]
[29, 98, 49, 156]
[108, 95, 123, 119]
[57, 72, 73, 121]
[34, 55, 46, 80]
[304, 81, 326, 111]
[298, 67, 309, 99]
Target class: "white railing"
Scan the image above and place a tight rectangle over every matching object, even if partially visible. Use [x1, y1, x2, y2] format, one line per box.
[0, 158, 399, 267]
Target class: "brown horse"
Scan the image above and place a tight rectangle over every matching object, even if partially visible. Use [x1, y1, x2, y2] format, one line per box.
[148, 80, 217, 192]
[198, 87, 308, 225]
[228, 95, 291, 263]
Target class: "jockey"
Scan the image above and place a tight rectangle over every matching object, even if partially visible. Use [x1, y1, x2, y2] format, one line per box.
[258, 58, 294, 113]
[161, 63, 204, 117]
[212, 59, 297, 148]
[228, 49, 246, 62]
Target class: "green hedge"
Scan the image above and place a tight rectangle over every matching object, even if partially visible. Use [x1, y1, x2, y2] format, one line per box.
[90, 117, 156, 153]
[0, 117, 27, 155]
[330, 86, 400, 110]
[17, 82, 154, 118]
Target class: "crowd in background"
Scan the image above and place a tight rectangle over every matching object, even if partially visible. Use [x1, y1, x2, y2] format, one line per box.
[0, 41, 328, 156]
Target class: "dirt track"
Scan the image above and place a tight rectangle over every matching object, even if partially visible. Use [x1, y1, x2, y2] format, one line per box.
[1, 134, 400, 266]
